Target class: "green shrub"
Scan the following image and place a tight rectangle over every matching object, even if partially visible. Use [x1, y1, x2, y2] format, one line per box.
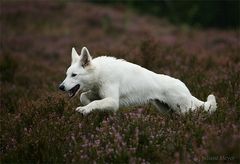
[0, 55, 18, 82]
[90, 0, 240, 28]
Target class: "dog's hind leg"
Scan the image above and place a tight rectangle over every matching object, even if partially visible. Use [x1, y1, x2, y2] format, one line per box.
[151, 99, 173, 115]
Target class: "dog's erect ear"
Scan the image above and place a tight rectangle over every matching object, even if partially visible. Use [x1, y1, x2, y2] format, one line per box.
[80, 47, 92, 67]
[71, 47, 79, 64]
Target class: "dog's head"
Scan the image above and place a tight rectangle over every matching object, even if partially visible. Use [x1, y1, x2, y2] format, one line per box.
[59, 47, 95, 98]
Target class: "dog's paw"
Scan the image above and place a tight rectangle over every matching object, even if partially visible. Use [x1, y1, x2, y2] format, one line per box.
[76, 107, 92, 116]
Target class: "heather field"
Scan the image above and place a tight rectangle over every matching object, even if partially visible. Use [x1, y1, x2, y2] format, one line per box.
[0, 2, 240, 163]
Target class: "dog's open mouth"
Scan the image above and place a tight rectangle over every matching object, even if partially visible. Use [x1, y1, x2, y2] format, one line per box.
[68, 84, 80, 98]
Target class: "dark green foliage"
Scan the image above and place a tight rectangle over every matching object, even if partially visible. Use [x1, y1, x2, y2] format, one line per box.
[91, 0, 240, 28]
[0, 55, 18, 82]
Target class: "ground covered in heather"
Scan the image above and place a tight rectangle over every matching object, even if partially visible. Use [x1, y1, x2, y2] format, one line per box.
[0, 2, 239, 163]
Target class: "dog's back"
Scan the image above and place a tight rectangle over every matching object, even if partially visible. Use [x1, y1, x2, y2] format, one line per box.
[92, 56, 185, 108]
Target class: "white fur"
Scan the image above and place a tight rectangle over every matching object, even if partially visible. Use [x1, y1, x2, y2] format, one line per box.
[60, 47, 217, 115]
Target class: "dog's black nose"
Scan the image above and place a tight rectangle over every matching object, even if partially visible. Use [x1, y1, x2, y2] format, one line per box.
[59, 85, 65, 91]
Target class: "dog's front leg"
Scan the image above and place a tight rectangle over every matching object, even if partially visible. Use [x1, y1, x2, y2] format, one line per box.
[80, 92, 91, 106]
[76, 97, 119, 115]
[76, 84, 119, 115]
[80, 91, 99, 106]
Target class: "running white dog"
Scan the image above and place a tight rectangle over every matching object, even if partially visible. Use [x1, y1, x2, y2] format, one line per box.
[59, 47, 217, 115]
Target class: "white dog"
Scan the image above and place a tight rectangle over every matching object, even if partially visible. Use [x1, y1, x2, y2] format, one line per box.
[59, 47, 217, 115]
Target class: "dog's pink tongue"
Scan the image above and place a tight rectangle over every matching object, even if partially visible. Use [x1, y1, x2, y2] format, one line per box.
[68, 92, 73, 97]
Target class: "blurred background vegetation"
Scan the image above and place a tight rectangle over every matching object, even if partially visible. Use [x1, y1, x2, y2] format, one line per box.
[91, 0, 240, 29]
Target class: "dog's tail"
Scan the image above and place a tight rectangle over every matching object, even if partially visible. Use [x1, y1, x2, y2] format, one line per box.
[203, 94, 217, 112]
[192, 94, 217, 112]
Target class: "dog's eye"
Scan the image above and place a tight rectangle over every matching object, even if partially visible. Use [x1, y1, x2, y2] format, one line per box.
[71, 73, 77, 77]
